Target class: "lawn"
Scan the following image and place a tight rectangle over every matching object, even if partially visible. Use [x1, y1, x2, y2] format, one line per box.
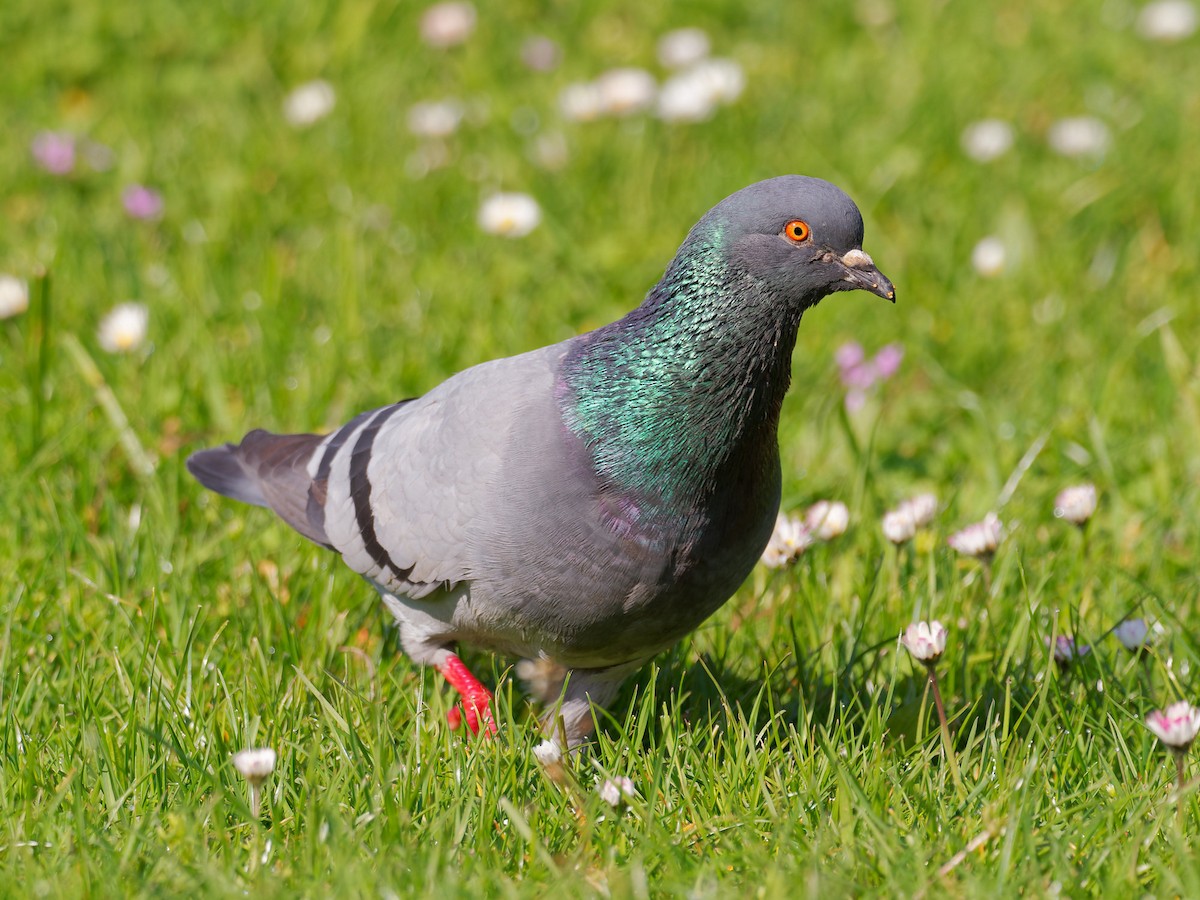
[2, 0, 1200, 895]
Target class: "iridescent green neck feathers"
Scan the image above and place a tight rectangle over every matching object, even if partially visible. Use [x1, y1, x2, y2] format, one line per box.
[557, 233, 804, 508]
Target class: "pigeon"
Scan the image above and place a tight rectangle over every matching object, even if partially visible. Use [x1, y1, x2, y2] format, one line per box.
[187, 175, 895, 759]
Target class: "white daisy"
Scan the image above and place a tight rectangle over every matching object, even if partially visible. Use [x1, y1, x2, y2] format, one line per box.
[882, 508, 917, 545]
[232, 747, 277, 786]
[1136, 0, 1197, 41]
[657, 27, 711, 69]
[283, 80, 336, 127]
[971, 236, 1007, 277]
[558, 82, 604, 122]
[98, 303, 149, 353]
[419, 1, 476, 48]
[407, 100, 464, 139]
[761, 512, 813, 568]
[657, 71, 719, 122]
[598, 776, 636, 807]
[960, 119, 1015, 162]
[595, 68, 657, 116]
[477, 193, 541, 238]
[1047, 116, 1110, 158]
[904, 493, 938, 528]
[0, 274, 29, 319]
[805, 500, 849, 541]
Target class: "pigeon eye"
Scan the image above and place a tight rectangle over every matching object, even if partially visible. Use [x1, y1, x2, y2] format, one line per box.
[783, 219, 811, 243]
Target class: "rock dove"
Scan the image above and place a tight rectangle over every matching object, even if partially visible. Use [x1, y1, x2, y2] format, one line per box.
[187, 175, 895, 758]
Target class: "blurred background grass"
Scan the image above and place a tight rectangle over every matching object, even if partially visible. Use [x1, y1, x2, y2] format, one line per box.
[2, 0, 1199, 895]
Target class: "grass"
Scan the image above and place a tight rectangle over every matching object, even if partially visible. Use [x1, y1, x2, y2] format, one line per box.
[2, 0, 1200, 894]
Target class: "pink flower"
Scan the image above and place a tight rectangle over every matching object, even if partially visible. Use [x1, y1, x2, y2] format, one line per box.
[835, 341, 903, 411]
[1047, 634, 1090, 667]
[840, 361, 877, 390]
[947, 513, 1003, 559]
[834, 341, 865, 371]
[122, 185, 164, 220]
[520, 36, 560, 71]
[1054, 483, 1097, 525]
[1146, 701, 1200, 750]
[1113, 618, 1149, 652]
[873, 343, 904, 380]
[900, 620, 947, 663]
[31, 131, 75, 175]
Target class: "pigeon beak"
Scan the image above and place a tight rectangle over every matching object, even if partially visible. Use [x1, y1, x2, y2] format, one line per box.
[837, 248, 896, 302]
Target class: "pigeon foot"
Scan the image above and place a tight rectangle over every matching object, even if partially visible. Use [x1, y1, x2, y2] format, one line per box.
[439, 653, 498, 737]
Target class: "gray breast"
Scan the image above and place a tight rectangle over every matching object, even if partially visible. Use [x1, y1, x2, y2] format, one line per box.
[459, 393, 782, 668]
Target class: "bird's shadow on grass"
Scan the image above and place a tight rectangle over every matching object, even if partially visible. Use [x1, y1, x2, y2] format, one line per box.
[377, 607, 1065, 759]
[599, 635, 1055, 757]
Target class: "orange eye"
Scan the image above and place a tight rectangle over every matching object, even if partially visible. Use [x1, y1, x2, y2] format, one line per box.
[783, 219, 811, 243]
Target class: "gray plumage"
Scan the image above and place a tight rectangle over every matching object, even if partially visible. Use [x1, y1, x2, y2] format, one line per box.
[188, 175, 895, 757]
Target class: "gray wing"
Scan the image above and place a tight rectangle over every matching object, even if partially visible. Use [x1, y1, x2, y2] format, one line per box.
[312, 343, 569, 599]
[189, 342, 572, 600]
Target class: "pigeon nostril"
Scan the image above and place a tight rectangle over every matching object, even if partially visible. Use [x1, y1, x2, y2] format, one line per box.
[841, 248, 875, 268]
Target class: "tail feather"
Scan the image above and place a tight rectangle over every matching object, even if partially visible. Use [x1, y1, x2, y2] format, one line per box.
[187, 430, 330, 547]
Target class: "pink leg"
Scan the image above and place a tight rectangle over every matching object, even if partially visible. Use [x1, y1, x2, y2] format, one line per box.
[438, 653, 497, 737]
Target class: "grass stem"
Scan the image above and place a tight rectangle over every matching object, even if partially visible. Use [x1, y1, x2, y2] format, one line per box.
[927, 663, 966, 799]
[1177, 751, 1187, 831]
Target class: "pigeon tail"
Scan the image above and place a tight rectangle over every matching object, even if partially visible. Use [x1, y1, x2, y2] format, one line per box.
[187, 430, 330, 547]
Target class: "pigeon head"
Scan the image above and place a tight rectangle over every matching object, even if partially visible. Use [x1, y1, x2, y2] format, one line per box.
[562, 175, 894, 509]
[684, 174, 894, 305]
